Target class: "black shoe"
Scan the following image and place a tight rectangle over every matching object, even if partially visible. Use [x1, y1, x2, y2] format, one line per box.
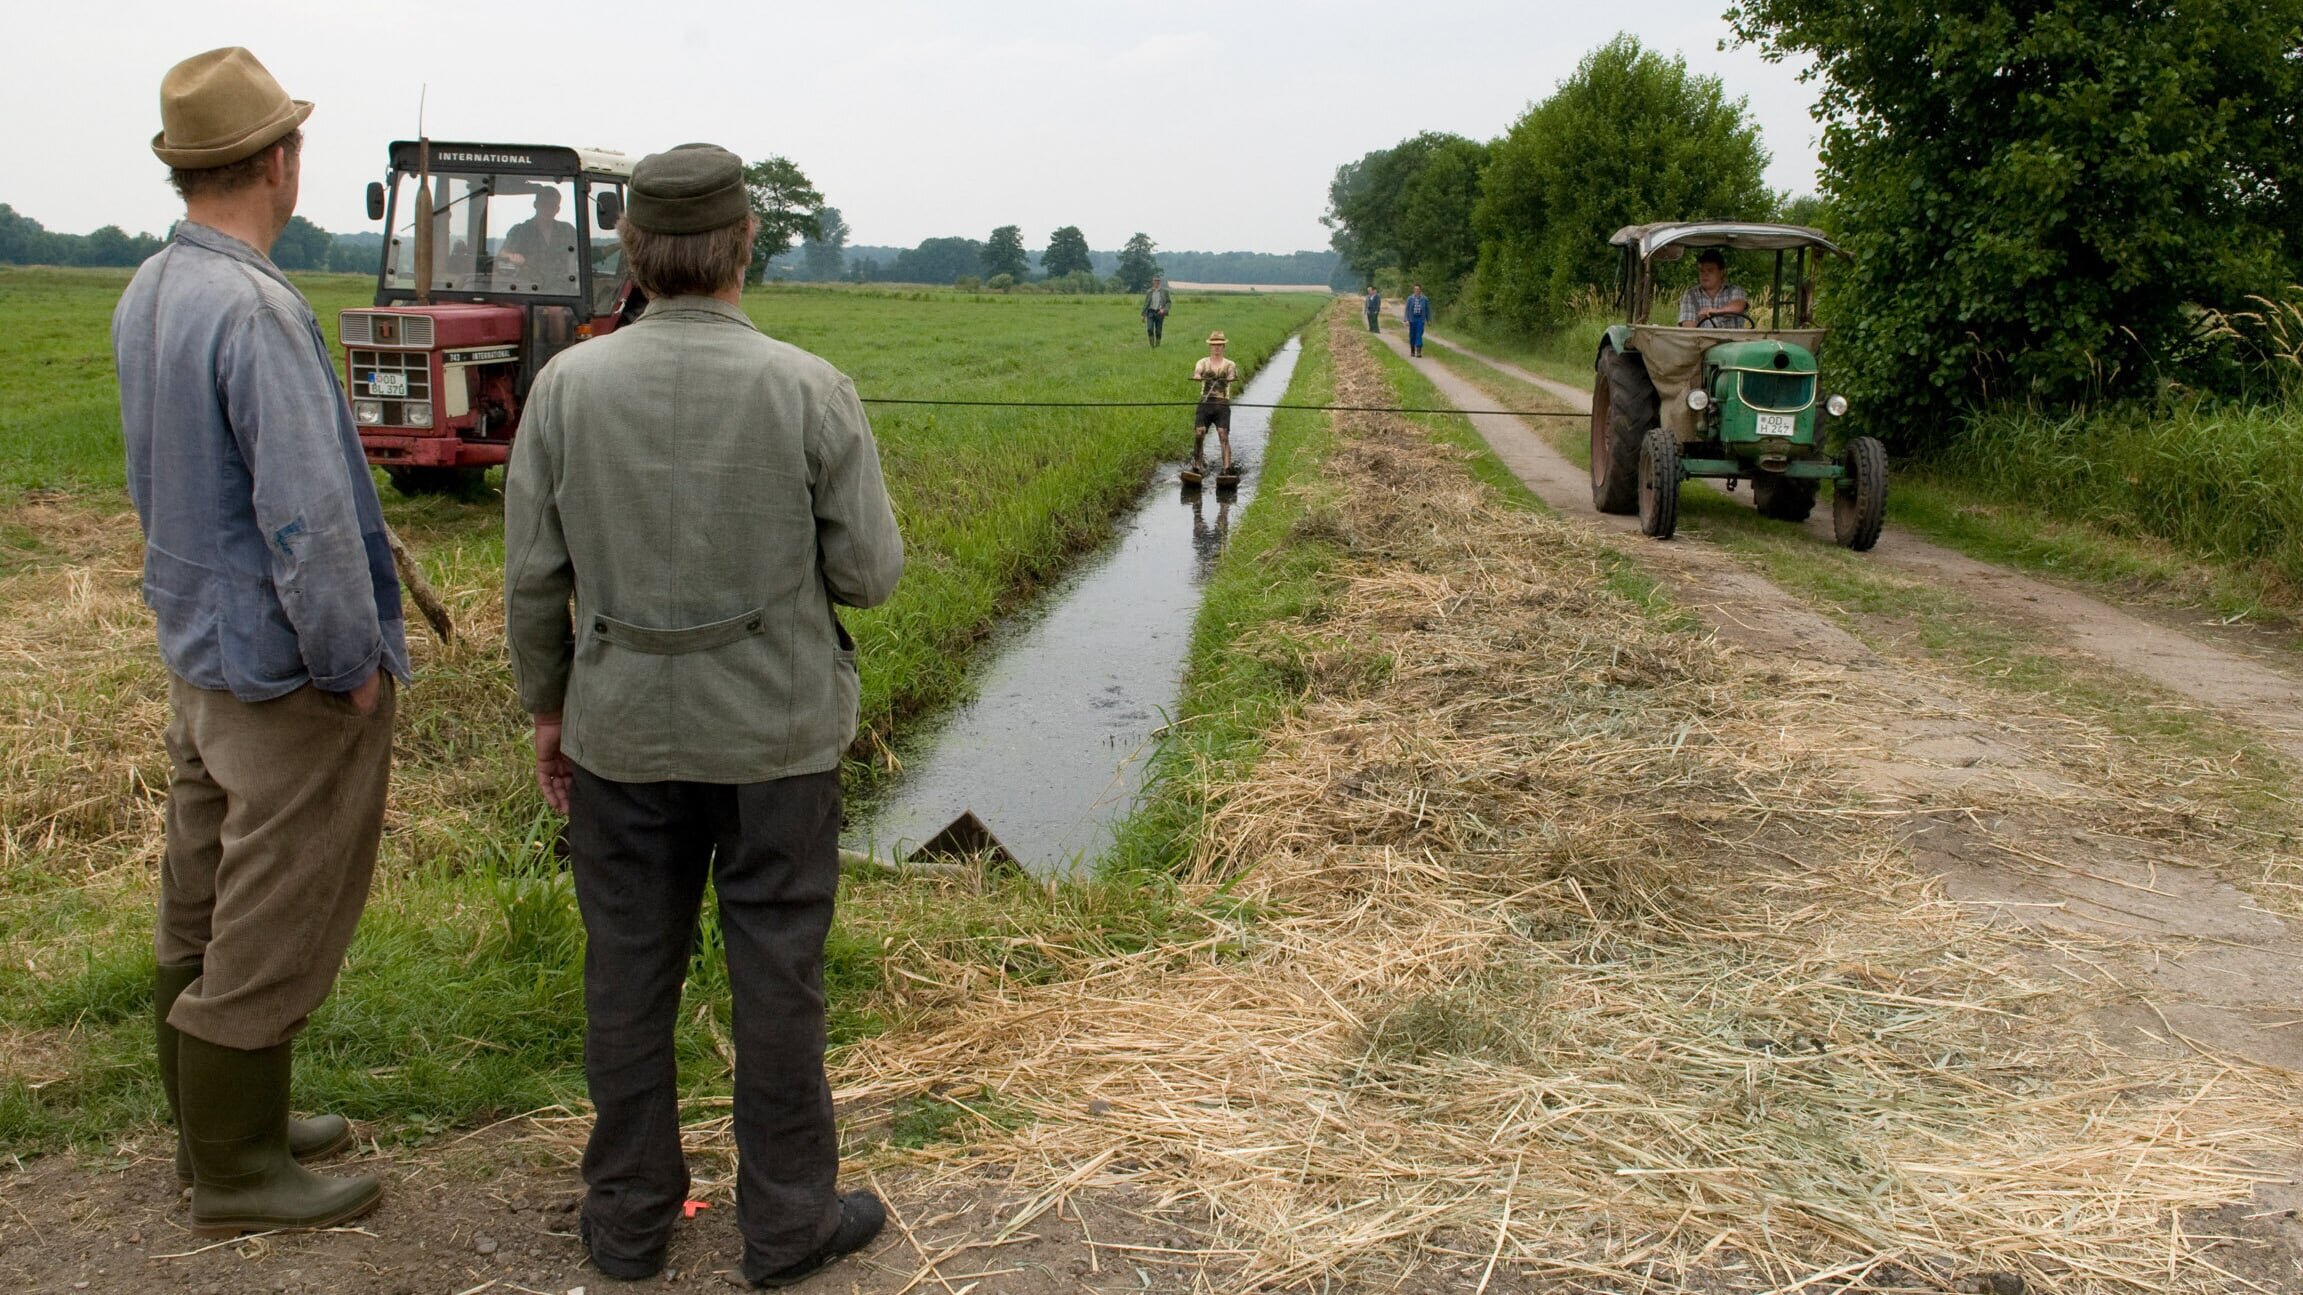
[580, 1216, 667, 1281]
[745, 1191, 885, 1288]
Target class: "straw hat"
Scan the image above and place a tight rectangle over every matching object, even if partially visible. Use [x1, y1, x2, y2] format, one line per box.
[1206, 331, 1227, 345]
[152, 47, 313, 169]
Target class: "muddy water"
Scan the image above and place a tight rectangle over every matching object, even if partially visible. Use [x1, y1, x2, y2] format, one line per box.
[854, 336, 1305, 874]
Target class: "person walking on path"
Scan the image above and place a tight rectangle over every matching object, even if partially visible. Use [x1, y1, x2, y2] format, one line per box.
[1141, 274, 1171, 347]
[1189, 330, 1243, 478]
[1364, 285, 1382, 333]
[114, 45, 407, 1237]
[1403, 283, 1431, 357]
[504, 143, 905, 1289]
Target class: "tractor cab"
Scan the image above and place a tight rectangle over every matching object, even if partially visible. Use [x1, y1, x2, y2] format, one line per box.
[344, 141, 636, 493]
[1589, 221, 1888, 550]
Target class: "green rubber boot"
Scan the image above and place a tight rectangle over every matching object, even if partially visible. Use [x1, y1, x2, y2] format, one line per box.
[177, 1033, 380, 1234]
[158, 962, 353, 1183]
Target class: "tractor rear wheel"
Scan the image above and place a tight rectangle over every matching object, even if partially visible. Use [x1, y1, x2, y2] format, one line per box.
[1832, 436, 1888, 551]
[1590, 345, 1654, 515]
[1751, 473, 1818, 522]
[1637, 427, 1682, 540]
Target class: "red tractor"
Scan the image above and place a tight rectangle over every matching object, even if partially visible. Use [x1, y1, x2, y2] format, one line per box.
[342, 141, 637, 494]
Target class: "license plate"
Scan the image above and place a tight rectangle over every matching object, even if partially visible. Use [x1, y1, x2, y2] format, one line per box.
[1755, 412, 1795, 438]
[369, 372, 408, 397]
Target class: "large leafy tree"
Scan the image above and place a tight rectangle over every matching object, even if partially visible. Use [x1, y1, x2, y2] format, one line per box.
[1041, 225, 1093, 278]
[1116, 232, 1159, 292]
[1392, 136, 1489, 304]
[1728, 0, 2303, 436]
[742, 157, 824, 283]
[1323, 132, 1465, 286]
[800, 206, 848, 281]
[1470, 35, 1769, 335]
[268, 215, 334, 271]
[983, 224, 1029, 280]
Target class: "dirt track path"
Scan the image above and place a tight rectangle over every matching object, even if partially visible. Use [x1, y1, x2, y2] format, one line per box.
[1405, 324, 2303, 763]
[1377, 321, 2303, 1261]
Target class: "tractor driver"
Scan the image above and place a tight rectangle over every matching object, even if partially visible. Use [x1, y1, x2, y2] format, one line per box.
[497, 187, 576, 287]
[1678, 248, 1751, 330]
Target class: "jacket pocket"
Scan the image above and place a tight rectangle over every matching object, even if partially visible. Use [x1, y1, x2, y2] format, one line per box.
[586, 607, 766, 656]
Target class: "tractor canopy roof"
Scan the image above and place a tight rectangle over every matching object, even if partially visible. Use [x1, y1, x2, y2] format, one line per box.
[388, 141, 635, 180]
[1610, 221, 1844, 262]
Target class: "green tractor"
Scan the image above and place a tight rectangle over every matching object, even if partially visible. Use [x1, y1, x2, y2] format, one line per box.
[1590, 222, 1886, 550]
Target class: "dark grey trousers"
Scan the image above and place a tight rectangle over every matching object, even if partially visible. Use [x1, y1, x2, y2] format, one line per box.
[565, 765, 846, 1276]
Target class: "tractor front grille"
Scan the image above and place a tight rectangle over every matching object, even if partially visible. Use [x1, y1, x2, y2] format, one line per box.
[340, 312, 435, 349]
[348, 349, 433, 425]
[1735, 370, 1816, 413]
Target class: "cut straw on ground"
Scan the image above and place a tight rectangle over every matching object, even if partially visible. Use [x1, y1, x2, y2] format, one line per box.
[793, 301, 2299, 1292]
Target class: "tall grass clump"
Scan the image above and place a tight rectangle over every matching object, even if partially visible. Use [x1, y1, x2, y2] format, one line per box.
[1937, 396, 2303, 591]
[1454, 285, 1616, 388]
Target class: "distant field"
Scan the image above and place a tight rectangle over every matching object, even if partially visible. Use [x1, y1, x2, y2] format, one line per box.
[0, 268, 1325, 1147]
[0, 265, 1325, 745]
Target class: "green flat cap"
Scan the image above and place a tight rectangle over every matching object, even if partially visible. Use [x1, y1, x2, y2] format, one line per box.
[627, 143, 748, 234]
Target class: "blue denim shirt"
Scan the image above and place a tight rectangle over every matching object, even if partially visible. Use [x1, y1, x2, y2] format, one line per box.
[113, 222, 408, 701]
[1404, 292, 1431, 323]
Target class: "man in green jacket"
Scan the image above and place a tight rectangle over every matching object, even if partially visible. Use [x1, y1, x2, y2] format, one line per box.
[504, 143, 903, 1289]
[1141, 274, 1170, 347]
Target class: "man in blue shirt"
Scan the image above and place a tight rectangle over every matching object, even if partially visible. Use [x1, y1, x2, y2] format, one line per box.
[1403, 283, 1431, 357]
[113, 46, 405, 1237]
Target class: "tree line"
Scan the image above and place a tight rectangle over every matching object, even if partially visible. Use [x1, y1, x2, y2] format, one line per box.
[1333, 9, 2303, 444]
[2, 204, 396, 275]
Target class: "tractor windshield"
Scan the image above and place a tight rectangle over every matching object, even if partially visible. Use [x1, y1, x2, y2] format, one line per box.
[384, 172, 581, 298]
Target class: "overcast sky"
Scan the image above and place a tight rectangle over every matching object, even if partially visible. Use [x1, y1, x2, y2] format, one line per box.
[9, 0, 1823, 254]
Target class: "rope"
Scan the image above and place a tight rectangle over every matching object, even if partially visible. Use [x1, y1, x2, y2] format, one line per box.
[857, 397, 1582, 418]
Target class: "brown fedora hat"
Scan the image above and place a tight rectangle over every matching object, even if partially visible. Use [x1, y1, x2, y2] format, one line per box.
[152, 47, 313, 169]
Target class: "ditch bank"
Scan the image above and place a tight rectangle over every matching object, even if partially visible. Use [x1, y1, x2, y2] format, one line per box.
[855, 337, 1306, 873]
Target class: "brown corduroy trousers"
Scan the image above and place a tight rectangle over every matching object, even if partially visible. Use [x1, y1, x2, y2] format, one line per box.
[156, 675, 396, 1051]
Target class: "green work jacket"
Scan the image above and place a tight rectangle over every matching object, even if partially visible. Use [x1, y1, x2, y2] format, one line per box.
[505, 295, 904, 783]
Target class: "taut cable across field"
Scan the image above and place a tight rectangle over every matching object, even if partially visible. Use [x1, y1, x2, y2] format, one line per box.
[857, 396, 1583, 417]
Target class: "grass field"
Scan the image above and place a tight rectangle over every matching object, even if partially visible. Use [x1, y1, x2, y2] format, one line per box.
[0, 267, 1329, 1150]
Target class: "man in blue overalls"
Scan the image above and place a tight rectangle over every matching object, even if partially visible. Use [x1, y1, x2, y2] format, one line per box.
[1403, 283, 1431, 357]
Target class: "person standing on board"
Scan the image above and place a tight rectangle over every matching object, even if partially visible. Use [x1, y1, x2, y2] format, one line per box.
[1403, 283, 1431, 357]
[1141, 274, 1171, 347]
[1364, 285, 1382, 332]
[114, 46, 406, 1236]
[504, 142, 904, 1289]
[1189, 330, 1243, 478]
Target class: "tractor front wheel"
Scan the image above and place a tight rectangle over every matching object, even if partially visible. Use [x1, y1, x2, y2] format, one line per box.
[1637, 428, 1682, 540]
[1832, 436, 1888, 551]
[1751, 472, 1818, 522]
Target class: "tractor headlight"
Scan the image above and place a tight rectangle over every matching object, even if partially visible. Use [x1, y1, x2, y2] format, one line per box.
[354, 400, 382, 426]
[1686, 389, 1711, 412]
[1825, 394, 1850, 417]
[403, 402, 432, 428]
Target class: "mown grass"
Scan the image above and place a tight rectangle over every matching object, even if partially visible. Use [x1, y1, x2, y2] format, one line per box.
[0, 270, 1327, 1152]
